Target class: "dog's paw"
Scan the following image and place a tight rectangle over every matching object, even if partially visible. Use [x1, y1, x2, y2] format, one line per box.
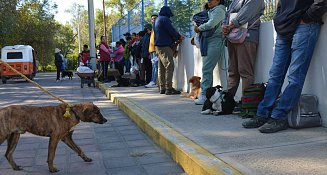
[213, 111, 223, 116]
[49, 167, 59, 173]
[83, 157, 93, 162]
[201, 109, 212, 115]
[13, 165, 23, 171]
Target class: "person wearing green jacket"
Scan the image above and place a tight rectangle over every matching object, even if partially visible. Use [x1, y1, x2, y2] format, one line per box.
[193, 0, 227, 105]
[124, 36, 132, 74]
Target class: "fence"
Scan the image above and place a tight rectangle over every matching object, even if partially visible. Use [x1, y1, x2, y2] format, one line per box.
[111, 0, 278, 42]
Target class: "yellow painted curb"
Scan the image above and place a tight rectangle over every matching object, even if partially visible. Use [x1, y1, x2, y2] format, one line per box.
[98, 84, 243, 175]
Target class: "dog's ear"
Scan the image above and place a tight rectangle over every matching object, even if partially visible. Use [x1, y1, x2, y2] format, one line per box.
[197, 76, 201, 81]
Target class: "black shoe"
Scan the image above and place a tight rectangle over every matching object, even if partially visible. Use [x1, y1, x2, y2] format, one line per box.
[165, 88, 181, 95]
[258, 118, 288, 133]
[160, 89, 166, 94]
[242, 116, 269, 128]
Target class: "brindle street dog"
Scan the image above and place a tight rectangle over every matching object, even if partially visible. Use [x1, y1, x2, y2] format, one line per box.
[0, 102, 107, 173]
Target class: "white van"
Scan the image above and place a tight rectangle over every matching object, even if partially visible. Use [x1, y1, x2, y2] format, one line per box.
[0, 45, 37, 84]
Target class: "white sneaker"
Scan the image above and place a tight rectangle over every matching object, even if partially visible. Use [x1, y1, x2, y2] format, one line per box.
[145, 81, 157, 88]
[56, 80, 60, 83]
[194, 95, 206, 105]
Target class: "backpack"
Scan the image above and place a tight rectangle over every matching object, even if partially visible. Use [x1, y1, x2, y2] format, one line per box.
[240, 83, 266, 118]
[288, 94, 322, 129]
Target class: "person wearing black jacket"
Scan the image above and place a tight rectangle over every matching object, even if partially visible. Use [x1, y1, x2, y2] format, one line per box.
[243, 0, 327, 133]
[54, 48, 63, 82]
[154, 6, 184, 95]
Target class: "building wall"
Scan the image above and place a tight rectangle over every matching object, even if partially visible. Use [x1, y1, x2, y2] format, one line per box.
[174, 15, 327, 126]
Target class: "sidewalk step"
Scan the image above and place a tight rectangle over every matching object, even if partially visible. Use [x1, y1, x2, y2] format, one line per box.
[99, 84, 243, 175]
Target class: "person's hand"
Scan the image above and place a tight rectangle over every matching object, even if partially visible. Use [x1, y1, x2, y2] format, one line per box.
[179, 36, 185, 41]
[222, 24, 230, 36]
[300, 19, 305, 24]
[229, 21, 235, 29]
[194, 26, 200, 33]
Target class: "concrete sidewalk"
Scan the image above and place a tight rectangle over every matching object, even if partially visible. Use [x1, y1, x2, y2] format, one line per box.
[99, 83, 327, 175]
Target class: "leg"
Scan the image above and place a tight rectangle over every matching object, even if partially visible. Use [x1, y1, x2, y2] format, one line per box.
[157, 47, 174, 90]
[227, 42, 240, 97]
[5, 133, 22, 171]
[47, 136, 61, 173]
[256, 35, 293, 118]
[271, 23, 321, 120]
[156, 47, 166, 92]
[144, 57, 152, 84]
[61, 132, 92, 162]
[56, 66, 61, 80]
[201, 39, 222, 96]
[237, 42, 258, 94]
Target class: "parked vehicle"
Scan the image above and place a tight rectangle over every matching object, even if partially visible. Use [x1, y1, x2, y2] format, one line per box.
[0, 45, 37, 84]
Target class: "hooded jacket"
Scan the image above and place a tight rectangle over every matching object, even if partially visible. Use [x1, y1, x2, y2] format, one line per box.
[154, 6, 181, 47]
[274, 0, 327, 38]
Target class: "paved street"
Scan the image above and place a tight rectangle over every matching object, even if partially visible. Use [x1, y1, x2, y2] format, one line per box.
[0, 73, 186, 175]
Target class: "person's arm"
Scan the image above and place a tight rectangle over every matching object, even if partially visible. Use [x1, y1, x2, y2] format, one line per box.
[198, 7, 225, 31]
[99, 44, 110, 54]
[302, 0, 327, 23]
[231, 0, 265, 28]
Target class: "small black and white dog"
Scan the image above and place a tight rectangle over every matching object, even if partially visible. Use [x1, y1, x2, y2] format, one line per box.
[201, 85, 236, 115]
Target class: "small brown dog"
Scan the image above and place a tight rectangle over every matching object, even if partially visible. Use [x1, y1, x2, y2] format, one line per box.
[0, 102, 107, 173]
[182, 76, 201, 99]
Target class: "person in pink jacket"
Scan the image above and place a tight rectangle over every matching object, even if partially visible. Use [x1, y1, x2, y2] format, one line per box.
[113, 41, 125, 76]
[98, 36, 111, 82]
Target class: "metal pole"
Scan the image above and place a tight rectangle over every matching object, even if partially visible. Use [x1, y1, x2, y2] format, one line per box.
[128, 11, 131, 32]
[141, 0, 144, 30]
[77, 12, 81, 53]
[103, 0, 107, 37]
[88, 0, 96, 70]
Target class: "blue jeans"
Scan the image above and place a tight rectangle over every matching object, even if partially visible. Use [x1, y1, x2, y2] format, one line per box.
[100, 61, 109, 81]
[125, 57, 131, 73]
[151, 52, 158, 83]
[257, 23, 321, 120]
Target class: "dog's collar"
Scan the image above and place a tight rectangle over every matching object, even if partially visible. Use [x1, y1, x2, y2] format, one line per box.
[210, 90, 224, 103]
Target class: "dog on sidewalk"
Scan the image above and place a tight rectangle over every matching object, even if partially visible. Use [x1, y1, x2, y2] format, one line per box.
[0, 102, 107, 173]
[201, 85, 236, 115]
[61, 70, 73, 80]
[181, 76, 201, 99]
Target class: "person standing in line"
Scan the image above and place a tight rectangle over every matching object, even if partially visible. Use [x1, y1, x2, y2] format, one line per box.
[145, 14, 159, 88]
[142, 23, 153, 85]
[242, 0, 327, 133]
[222, 0, 265, 98]
[54, 48, 63, 82]
[124, 36, 132, 75]
[113, 41, 125, 76]
[193, 0, 226, 105]
[154, 6, 184, 95]
[98, 36, 111, 83]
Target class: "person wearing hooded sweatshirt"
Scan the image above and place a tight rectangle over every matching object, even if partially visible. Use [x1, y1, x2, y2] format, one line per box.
[242, 0, 327, 133]
[193, 0, 227, 105]
[154, 6, 184, 95]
